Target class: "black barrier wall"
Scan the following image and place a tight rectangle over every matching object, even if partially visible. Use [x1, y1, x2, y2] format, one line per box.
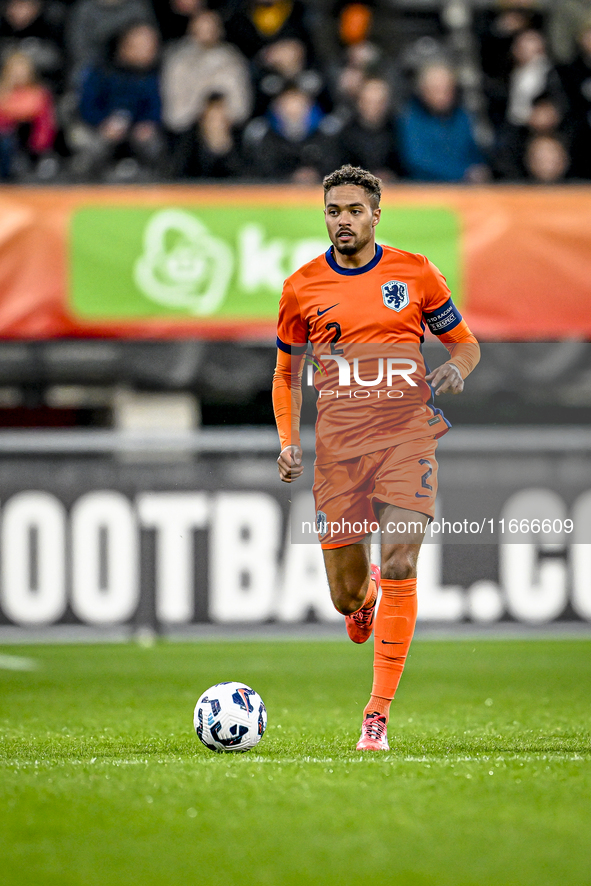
[0, 428, 589, 632]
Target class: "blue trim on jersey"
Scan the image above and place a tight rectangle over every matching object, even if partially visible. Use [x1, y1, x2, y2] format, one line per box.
[276, 336, 307, 355]
[325, 244, 383, 276]
[423, 297, 462, 335]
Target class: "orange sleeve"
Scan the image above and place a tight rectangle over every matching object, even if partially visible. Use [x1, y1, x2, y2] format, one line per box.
[438, 318, 480, 379]
[272, 348, 305, 451]
[276, 278, 308, 352]
[274, 275, 308, 450]
[421, 257, 452, 312]
[419, 256, 480, 379]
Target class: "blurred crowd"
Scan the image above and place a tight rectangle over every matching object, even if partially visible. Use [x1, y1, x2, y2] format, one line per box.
[1, 0, 591, 184]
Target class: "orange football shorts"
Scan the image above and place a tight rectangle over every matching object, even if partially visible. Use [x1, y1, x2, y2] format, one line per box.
[313, 435, 438, 549]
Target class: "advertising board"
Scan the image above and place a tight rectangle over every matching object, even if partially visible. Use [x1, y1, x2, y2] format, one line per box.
[0, 429, 589, 634]
[1, 185, 591, 339]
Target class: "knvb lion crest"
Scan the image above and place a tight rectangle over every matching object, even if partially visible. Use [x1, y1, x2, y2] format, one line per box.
[381, 280, 409, 312]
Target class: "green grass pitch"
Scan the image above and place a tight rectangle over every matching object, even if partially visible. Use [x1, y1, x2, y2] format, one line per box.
[1, 637, 590, 886]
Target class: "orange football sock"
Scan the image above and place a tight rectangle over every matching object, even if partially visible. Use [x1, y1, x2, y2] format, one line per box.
[363, 578, 417, 723]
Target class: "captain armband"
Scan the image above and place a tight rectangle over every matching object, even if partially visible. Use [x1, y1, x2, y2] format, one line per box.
[276, 336, 308, 355]
[423, 298, 463, 335]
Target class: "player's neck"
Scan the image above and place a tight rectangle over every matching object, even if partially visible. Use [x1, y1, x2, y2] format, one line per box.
[332, 238, 377, 270]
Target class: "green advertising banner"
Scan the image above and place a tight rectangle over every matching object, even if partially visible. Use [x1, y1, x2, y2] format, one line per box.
[69, 205, 461, 321]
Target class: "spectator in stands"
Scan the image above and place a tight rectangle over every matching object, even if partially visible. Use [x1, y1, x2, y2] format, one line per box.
[170, 92, 244, 178]
[493, 91, 569, 179]
[328, 40, 390, 126]
[339, 76, 400, 178]
[225, 0, 314, 64]
[243, 85, 339, 181]
[547, 0, 591, 64]
[66, 0, 154, 85]
[151, 0, 204, 43]
[0, 49, 56, 178]
[161, 9, 252, 139]
[506, 29, 561, 127]
[74, 22, 162, 180]
[475, 2, 544, 82]
[300, 0, 374, 88]
[397, 62, 486, 182]
[0, 0, 66, 90]
[316, 0, 430, 78]
[337, 2, 373, 47]
[558, 17, 591, 178]
[252, 37, 329, 118]
[524, 133, 570, 182]
[474, 1, 545, 128]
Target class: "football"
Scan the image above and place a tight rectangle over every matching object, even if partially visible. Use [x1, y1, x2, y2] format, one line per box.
[193, 681, 267, 753]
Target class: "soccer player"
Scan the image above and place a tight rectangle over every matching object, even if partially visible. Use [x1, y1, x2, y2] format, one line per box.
[272, 165, 479, 751]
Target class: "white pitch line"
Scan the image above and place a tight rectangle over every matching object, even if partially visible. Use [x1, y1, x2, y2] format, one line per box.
[0, 654, 38, 671]
[0, 752, 591, 769]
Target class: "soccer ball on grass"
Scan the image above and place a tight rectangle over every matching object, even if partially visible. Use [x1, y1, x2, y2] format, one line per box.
[193, 681, 267, 753]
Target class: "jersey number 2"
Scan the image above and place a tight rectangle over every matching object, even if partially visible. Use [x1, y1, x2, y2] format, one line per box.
[419, 459, 433, 491]
[325, 321, 343, 355]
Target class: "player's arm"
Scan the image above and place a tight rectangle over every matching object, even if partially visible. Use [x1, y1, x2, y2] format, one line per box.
[421, 258, 480, 395]
[426, 318, 480, 395]
[274, 278, 308, 482]
[272, 347, 306, 482]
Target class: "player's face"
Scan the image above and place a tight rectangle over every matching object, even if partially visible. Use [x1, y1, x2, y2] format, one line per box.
[324, 185, 380, 256]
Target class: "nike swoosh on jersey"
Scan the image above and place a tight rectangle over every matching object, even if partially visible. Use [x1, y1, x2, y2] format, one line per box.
[317, 303, 339, 316]
[415, 493, 430, 498]
[381, 640, 404, 645]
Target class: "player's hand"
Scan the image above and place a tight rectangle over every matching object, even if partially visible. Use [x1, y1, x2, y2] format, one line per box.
[425, 362, 464, 395]
[277, 445, 303, 483]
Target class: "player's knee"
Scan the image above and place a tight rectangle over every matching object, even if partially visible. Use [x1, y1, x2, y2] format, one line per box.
[381, 549, 417, 581]
[331, 580, 368, 615]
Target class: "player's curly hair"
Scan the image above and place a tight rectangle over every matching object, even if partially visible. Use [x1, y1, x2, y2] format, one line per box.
[322, 165, 382, 208]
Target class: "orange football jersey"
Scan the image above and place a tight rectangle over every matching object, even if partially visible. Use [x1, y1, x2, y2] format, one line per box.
[276, 244, 466, 464]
